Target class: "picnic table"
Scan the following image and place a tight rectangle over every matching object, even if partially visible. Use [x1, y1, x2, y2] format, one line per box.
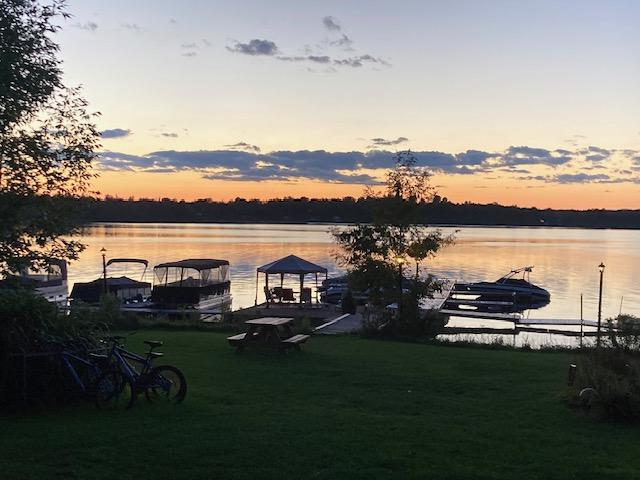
[227, 317, 310, 353]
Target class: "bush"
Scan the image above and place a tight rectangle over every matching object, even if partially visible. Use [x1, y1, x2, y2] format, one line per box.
[569, 350, 640, 421]
[0, 289, 107, 407]
[566, 314, 640, 422]
[341, 288, 357, 314]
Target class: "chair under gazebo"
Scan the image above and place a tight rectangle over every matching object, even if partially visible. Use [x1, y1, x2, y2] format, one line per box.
[255, 254, 328, 307]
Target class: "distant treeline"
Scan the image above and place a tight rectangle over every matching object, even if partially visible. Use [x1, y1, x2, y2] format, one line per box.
[81, 197, 640, 229]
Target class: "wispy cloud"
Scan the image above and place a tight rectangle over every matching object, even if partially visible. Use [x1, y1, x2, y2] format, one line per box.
[73, 21, 98, 32]
[227, 39, 278, 56]
[225, 142, 261, 153]
[328, 34, 354, 50]
[369, 137, 409, 147]
[100, 128, 131, 139]
[159, 132, 179, 138]
[122, 23, 141, 32]
[322, 16, 341, 32]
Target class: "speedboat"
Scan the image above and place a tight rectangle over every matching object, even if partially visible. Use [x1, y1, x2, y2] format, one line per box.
[0, 259, 69, 307]
[447, 266, 550, 313]
[70, 258, 151, 305]
[151, 259, 231, 310]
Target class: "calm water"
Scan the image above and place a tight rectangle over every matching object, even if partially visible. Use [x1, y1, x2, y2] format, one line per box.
[70, 223, 640, 325]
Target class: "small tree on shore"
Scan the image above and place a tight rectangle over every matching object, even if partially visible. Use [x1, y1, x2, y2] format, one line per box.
[0, 0, 100, 276]
[333, 151, 453, 334]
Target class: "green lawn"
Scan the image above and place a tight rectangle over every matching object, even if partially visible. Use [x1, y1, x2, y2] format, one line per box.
[2, 332, 640, 479]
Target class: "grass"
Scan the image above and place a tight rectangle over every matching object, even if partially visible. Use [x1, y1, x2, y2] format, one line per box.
[1, 331, 640, 479]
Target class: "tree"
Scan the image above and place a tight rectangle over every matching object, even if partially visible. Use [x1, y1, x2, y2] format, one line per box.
[0, 0, 99, 275]
[333, 151, 453, 334]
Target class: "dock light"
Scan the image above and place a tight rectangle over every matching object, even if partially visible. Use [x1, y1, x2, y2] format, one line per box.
[597, 262, 605, 349]
[101, 248, 108, 293]
[395, 255, 406, 320]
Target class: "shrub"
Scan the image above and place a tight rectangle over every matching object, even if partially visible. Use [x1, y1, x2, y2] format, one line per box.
[567, 314, 640, 422]
[341, 288, 357, 314]
[0, 289, 107, 407]
[569, 350, 640, 421]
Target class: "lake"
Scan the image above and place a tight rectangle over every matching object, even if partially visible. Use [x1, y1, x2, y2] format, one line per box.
[70, 223, 639, 328]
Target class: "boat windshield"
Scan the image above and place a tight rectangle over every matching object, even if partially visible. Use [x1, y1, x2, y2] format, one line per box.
[20, 263, 63, 282]
[155, 265, 230, 287]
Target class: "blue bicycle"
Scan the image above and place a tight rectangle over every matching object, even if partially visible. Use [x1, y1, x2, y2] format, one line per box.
[101, 335, 187, 409]
[51, 340, 129, 409]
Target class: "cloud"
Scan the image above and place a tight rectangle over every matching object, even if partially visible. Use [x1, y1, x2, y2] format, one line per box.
[500, 146, 573, 166]
[73, 21, 98, 32]
[277, 54, 331, 64]
[552, 173, 612, 184]
[225, 142, 261, 153]
[181, 52, 197, 57]
[96, 145, 640, 185]
[369, 137, 409, 147]
[122, 23, 141, 32]
[329, 34, 354, 50]
[322, 16, 341, 31]
[100, 128, 131, 139]
[160, 132, 179, 138]
[227, 39, 278, 56]
[181, 42, 198, 49]
[334, 54, 390, 67]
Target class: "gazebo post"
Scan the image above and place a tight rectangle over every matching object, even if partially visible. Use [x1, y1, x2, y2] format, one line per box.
[254, 270, 259, 306]
[315, 273, 318, 303]
[299, 274, 304, 305]
[265, 273, 269, 309]
[280, 273, 284, 288]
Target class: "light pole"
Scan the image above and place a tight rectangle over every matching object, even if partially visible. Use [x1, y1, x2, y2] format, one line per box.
[396, 255, 405, 321]
[597, 262, 605, 349]
[101, 247, 108, 293]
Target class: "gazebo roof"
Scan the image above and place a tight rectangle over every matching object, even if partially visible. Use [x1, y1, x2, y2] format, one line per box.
[257, 254, 327, 275]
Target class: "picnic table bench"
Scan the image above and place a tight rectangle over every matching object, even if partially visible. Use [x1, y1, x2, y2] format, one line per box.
[227, 317, 310, 353]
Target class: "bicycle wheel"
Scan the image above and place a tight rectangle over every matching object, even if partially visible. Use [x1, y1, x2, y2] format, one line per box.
[143, 365, 187, 404]
[94, 370, 134, 410]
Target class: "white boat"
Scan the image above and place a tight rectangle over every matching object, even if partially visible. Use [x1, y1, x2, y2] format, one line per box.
[3, 259, 69, 307]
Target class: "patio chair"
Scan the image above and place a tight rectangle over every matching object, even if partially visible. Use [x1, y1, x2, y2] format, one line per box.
[300, 287, 312, 304]
[281, 288, 295, 302]
[264, 286, 275, 303]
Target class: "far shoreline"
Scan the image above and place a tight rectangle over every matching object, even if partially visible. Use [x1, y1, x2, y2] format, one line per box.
[84, 221, 640, 231]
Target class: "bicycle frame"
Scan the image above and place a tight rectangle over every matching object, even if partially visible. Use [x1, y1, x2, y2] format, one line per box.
[106, 343, 155, 384]
[58, 351, 102, 395]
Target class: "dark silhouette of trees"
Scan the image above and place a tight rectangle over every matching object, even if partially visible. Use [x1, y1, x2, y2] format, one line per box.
[79, 196, 640, 229]
[0, 0, 100, 275]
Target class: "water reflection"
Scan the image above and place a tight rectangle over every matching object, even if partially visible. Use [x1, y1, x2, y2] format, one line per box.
[69, 224, 640, 323]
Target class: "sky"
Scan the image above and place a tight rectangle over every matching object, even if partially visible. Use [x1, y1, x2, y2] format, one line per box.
[57, 0, 640, 209]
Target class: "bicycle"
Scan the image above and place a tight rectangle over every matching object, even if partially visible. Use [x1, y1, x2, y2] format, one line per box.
[101, 335, 187, 409]
[50, 339, 131, 409]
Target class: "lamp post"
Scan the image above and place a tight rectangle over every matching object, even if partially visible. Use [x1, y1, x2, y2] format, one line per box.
[597, 262, 605, 349]
[101, 247, 108, 294]
[396, 255, 405, 321]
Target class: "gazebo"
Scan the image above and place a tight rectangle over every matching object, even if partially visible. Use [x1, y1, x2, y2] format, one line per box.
[255, 254, 328, 306]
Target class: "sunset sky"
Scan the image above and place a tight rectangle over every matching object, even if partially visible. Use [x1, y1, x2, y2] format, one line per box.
[57, 0, 640, 209]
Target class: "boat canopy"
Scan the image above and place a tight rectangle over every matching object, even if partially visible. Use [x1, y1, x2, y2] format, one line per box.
[106, 258, 149, 268]
[155, 259, 229, 270]
[154, 259, 230, 287]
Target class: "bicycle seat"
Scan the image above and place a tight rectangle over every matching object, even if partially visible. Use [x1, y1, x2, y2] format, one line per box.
[144, 340, 163, 349]
[149, 351, 163, 358]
